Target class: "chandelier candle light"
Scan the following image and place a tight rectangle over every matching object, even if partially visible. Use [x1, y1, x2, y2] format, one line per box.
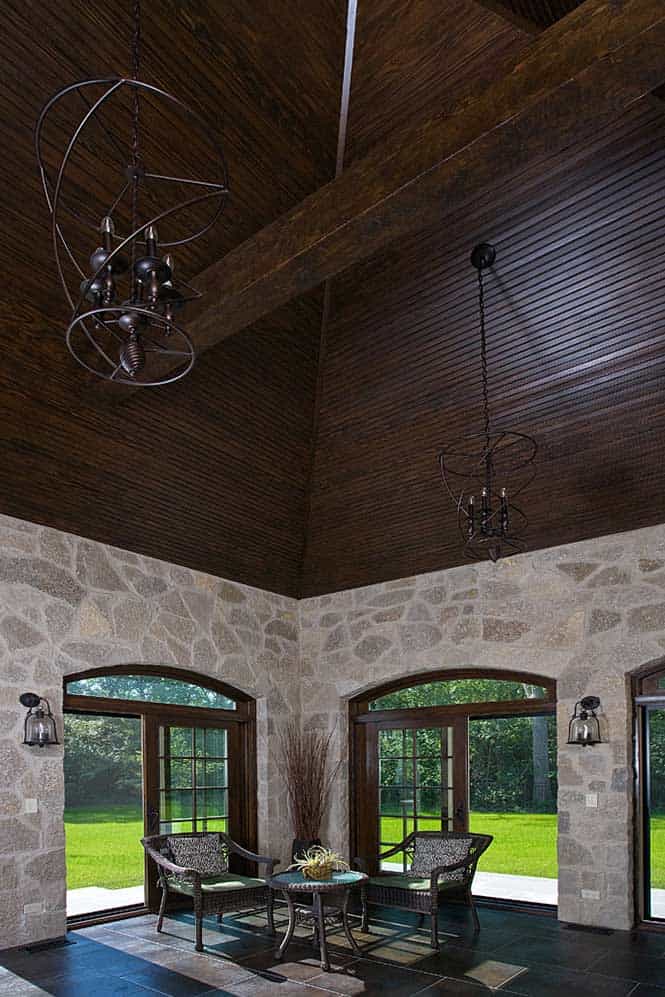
[35, 0, 229, 386]
[438, 244, 537, 562]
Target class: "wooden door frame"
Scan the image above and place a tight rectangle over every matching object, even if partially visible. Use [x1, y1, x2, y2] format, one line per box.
[63, 665, 257, 919]
[349, 668, 556, 878]
[633, 660, 665, 927]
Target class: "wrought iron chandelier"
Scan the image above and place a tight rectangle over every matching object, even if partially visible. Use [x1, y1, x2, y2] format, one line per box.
[438, 244, 537, 562]
[35, 0, 229, 386]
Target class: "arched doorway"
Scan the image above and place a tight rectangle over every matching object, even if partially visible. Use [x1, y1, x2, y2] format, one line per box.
[633, 661, 665, 924]
[350, 668, 557, 907]
[63, 665, 256, 922]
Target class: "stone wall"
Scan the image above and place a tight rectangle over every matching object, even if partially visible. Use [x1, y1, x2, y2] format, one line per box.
[299, 525, 665, 931]
[0, 513, 299, 950]
[5, 511, 665, 949]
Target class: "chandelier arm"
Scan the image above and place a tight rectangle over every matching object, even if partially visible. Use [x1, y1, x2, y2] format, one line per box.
[75, 86, 129, 168]
[35, 77, 124, 207]
[143, 172, 229, 191]
[78, 318, 123, 369]
[142, 348, 192, 356]
[36, 77, 230, 250]
[50, 79, 126, 311]
[69, 189, 221, 322]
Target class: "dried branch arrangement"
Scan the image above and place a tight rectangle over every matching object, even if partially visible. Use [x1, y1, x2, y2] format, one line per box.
[279, 721, 342, 840]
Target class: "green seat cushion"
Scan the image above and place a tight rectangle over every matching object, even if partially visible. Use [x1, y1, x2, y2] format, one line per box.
[368, 875, 464, 892]
[368, 875, 431, 892]
[166, 872, 267, 896]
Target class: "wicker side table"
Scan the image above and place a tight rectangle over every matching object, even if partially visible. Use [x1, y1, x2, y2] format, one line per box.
[268, 870, 368, 971]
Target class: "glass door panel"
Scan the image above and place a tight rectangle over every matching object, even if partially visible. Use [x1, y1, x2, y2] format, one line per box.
[158, 722, 229, 836]
[378, 722, 464, 871]
[646, 707, 665, 920]
[64, 712, 144, 918]
[468, 714, 558, 905]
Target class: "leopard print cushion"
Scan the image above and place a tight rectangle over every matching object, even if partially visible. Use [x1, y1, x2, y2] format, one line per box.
[167, 834, 229, 876]
[410, 836, 472, 882]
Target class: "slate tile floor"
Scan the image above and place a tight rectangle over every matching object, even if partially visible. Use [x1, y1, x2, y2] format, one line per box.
[1, 905, 665, 996]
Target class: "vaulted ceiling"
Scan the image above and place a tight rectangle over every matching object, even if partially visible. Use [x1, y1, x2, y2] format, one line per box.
[2, 0, 665, 598]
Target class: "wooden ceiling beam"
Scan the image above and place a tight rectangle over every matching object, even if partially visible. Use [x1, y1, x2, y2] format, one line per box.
[108, 0, 665, 401]
[471, 0, 543, 37]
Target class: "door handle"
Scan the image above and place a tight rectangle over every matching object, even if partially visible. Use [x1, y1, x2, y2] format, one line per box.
[147, 806, 159, 833]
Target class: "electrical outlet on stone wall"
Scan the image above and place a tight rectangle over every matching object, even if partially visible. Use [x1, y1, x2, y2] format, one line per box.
[581, 889, 600, 900]
[23, 902, 42, 915]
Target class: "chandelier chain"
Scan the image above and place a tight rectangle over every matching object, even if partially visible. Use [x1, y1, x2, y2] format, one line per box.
[478, 265, 491, 451]
[130, 0, 141, 263]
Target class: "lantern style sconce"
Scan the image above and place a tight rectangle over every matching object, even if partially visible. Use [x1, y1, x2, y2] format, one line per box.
[567, 696, 602, 746]
[19, 693, 59, 747]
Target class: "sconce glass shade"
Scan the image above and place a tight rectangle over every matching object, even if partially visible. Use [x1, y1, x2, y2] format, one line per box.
[20, 693, 59, 747]
[567, 696, 602, 746]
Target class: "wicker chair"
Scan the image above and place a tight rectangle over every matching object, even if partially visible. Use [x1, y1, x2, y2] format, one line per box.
[141, 830, 277, 952]
[355, 830, 492, 950]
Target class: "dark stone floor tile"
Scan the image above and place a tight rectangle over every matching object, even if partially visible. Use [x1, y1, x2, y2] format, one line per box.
[586, 949, 665, 986]
[628, 985, 665, 996]
[143, 949, 254, 989]
[27, 971, 158, 996]
[305, 957, 438, 996]
[411, 943, 526, 989]
[491, 933, 608, 971]
[239, 941, 355, 982]
[230, 977, 325, 997]
[501, 964, 639, 997]
[416, 979, 495, 996]
[120, 963, 225, 996]
[585, 931, 665, 958]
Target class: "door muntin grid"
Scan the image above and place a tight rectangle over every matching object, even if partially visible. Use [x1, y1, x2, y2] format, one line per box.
[378, 726, 454, 871]
[159, 725, 229, 835]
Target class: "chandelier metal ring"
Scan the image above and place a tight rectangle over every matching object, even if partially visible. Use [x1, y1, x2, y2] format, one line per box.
[67, 306, 195, 386]
[35, 76, 229, 258]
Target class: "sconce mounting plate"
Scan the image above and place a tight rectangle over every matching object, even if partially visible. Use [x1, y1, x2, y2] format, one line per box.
[19, 692, 41, 708]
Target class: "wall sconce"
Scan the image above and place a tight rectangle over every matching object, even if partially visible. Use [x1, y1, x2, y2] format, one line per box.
[567, 696, 602, 746]
[19, 693, 59, 747]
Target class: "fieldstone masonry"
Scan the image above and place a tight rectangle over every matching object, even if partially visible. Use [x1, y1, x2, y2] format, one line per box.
[3, 512, 665, 948]
[299, 526, 665, 933]
[0, 514, 299, 950]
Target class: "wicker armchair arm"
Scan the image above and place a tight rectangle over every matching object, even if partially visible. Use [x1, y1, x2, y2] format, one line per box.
[429, 854, 478, 889]
[141, 840, 200, 882]
[228, 840, 278, 874]
[379, 840, 413, 861]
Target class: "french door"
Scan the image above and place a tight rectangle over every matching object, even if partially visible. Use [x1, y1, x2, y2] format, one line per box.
[637, 703, 665, 922]
[352, 716, 468, 874]
[63, 667, 257, 922]
[144, 714, 251, 909]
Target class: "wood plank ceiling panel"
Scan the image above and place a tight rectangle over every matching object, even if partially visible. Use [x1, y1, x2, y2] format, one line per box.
[303, 98, 665, 594]
[496, 0, 585, 30]
[0, 0, 343, 595]
[344, 0, 532, 163]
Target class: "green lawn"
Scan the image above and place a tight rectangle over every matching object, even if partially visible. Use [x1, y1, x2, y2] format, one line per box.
[383, 811, 665, 888]
[65, 805, 144, 890]
[66, 805, 665, 892]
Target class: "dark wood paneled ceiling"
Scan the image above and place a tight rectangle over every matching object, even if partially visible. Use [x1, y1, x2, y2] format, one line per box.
[302, 96, 665, 593]
[0, 0, 343, 596]
[3, 0, 665, 597]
